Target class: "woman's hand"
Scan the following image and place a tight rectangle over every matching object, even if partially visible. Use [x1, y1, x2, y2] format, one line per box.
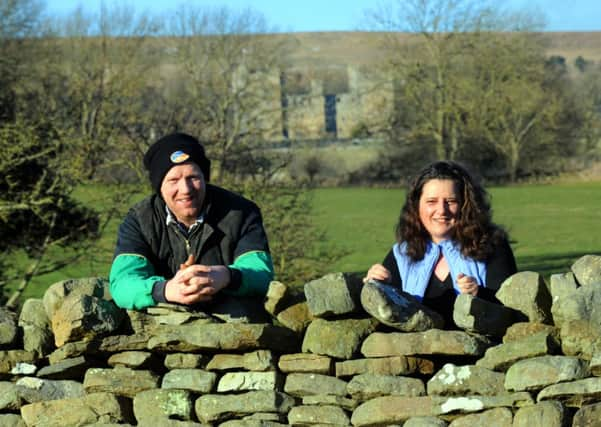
[456, 273, 479, 296]
[364, 263, 392, 284]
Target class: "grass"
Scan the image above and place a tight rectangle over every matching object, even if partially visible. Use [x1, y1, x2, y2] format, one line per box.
[312, 182, 601, 277]
[4, 181, 600, 303]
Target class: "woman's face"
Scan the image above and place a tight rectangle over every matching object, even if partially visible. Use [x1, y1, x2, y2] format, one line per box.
[418, 178, 460, 243]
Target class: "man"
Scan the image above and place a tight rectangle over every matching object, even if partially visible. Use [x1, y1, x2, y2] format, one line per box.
[109, 132, 274, 314]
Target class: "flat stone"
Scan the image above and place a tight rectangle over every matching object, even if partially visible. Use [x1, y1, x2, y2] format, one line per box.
[495, 271, 552, 324]
[513, 400, 568, 427]
[83, 367, 160, 398]
[194, 391, 295, 424]
[0, 381, 21, 411]
[164, 353, 210, 370]
[590, 350, 601, 376]
[133, 389, 194, 422]
[15, 377, 85, 403]
[162, 369, 217, 393]
[302, 317, 377, 359]
[502, 322, 558, 343]
[404, 416, 448, 427]
[335, 356, 433, 378]
[276, 302, 313, 333]
[206, 350, 276, 371]
[448, 407, 512, 427]
[572, 402, 601, 426]
[537, 377, 601, 406]
[217, 371, 280, 392]
[284, 373, 347, 397]
[278, 353, 332, 374]
[347, 373, 425, 401]
[453, 294, 516, 337]
[107, 351, 154, 369]
[287, 405, 350, 426]
[571, 254, 601, 286]
[427, 364, 505, 396]
[302, 394, 359, 411]
[304, 272, 362, 317]
[361, 330, 492, 357]
[504, 355, 590, 392]
[37, 355, 90, 380]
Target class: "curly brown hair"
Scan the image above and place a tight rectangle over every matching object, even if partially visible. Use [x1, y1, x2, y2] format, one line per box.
[396, 161, 508, 261]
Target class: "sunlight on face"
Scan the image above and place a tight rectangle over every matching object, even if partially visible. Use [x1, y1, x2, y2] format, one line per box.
[418, 179, 460, 243]
[160, 162, 205, 227]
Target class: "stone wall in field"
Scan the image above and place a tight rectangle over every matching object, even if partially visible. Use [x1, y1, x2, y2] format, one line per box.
[1, 254, 600, 426]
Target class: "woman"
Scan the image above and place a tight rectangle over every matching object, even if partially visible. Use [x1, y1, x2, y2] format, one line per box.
[365, 161, 517, 327]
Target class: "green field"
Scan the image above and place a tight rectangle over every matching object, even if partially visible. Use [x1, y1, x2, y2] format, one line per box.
[5, 181, 601, 303]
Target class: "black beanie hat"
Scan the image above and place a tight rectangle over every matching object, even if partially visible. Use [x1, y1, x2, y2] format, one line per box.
[143, 133, 211, 193]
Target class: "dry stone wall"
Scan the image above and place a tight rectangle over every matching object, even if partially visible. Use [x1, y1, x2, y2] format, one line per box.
[0, 255, 600, 426]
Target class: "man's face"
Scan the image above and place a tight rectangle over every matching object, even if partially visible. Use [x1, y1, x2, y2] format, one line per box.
[160, 162, 205, 227]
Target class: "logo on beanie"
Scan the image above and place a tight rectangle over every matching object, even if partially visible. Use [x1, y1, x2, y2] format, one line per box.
[170, 151, 190, 164]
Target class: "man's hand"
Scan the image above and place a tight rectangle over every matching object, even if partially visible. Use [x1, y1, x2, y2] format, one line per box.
[165, 262, 231, 305]
[456, 273, 479, 296]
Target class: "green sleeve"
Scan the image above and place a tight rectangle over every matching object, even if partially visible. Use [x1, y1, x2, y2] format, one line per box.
[109, 254, 165, 309]
[226, 251, 274, 297]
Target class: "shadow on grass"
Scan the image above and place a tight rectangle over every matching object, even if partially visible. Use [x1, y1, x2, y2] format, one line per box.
[517, 251, 597, 278]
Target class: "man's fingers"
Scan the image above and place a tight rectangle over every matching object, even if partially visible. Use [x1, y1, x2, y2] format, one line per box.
[180, 254, 196, 270]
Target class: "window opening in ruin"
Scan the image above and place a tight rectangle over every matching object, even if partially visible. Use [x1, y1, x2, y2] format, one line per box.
[324, 94, 337, 137]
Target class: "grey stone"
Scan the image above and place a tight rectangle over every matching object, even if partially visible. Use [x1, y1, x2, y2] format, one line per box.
[37, 355, 90, 380]
[194, 391, 295, 424]
[15, 377, 85, 403]
[502, 322, 559, 343]
[559, 320, 601, 359]
[572, 402, 601, 426]
[287, 405, 350, 426]
[165, 353, 210, 370]
[19, 299, 54, 357]
[360, 280, 443, 331]
[51, 294, 124, 347]
[504, 355, 590, 392]
[427, 364, 505, 396]
[19, 298, 51, 329]
[590, 350, 601, 376]
[302, 394, 358, 410]
[537, 377, 601, 406]
[107, 351, 155, 369]
[549, 272, 578, 305]
[0, 350, 35, 375]
[20, 392, 129, 427]
[162, 369, 217, 393]
[452, 294, 516, 337]
[284, 373, 347, 397]
[83, 366, 160, 397]
[206, 350, 276, 372]
[133, 389, 194, 422]
[148, 323, 299, 353]
[448, 407, 512, 427]
[476, 331, 560, 371]
[571, 254, 601, 286]
[0, 307, 18, 347]
[361, 330, 492, 357]
[335, 356, 434, 378]
[302, 317, 377, 359]
[217, 371, 281, 392]
[495, 271, 552, 324]
[513, 400, 567, 427]
[404, 417, 448, 427]
[347, 373, 425, 401]
[0, 414, 26, 427]
[304, 272, 362, 317]
[43, 277, 110, 320]
[0, 381, 21, 411]
[278, 353, 332, 374]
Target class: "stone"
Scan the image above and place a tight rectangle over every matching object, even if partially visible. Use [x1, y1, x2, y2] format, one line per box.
[284, 373, 347, 397]
[0, 307, 18, 347]
[83, 366, 160, 398]
[51, 294, 124, 347]
[427, 364, 505, 396]
[148, 323, 300, 353]
[263, 281, 291, 316]
[552, 283, 601, 329]
[217, 371, 280, 392]
[165, 353, 209, 370]
[18, 299, 54, 357]
[434, 393, 534, 416]
[504, 355, 590, 392]
[537, 377, 601, 406]
[278, 353, 332, 374]
[304, 272, 362, 317]
[107, 351, 155, 369]
[360, 279, 443, 331]
[351, 396, 439, 426]
[133, 389, 194, 422]
[0, 414, 26, 427]
[276, 301, 313, 333]
[0, 350, 35, 375]
[43, 277, 111, 319]
[15, 377, 85, 403]
[452, 294, 516, 337]
[559, 320, 601, 359]
[572, 402, 601, 426]
[194, 391, 295, 424]
[590, 350, 601, 376]
[549, 272, 578, 305]
[301, 317, 377, 359]
[404, 417, 449, 427]
[512, 400, 567, 427]
[495, 271, 552, 324]
[287, 405, 350, 426]
[502, 322, 559, 343]
[476, 331, 560, 371]
[206, 350, 276, 371]
[335, 356, 433, 378]
[347, 373, 425, 401]
[302, 394, 359, 411]
[0, 381, 21, 411]
[10, 362, 36, 375]
[448, 407, 512, 427]
[361, 330, 492, 357]
[20, 392, 129, 427]
[571, 254, 601, 286]
[162, 369, 217, 393]
[37, 355, 90, 380]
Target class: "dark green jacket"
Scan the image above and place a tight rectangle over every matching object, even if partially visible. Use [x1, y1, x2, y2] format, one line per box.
[109, 184, 273, 309]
